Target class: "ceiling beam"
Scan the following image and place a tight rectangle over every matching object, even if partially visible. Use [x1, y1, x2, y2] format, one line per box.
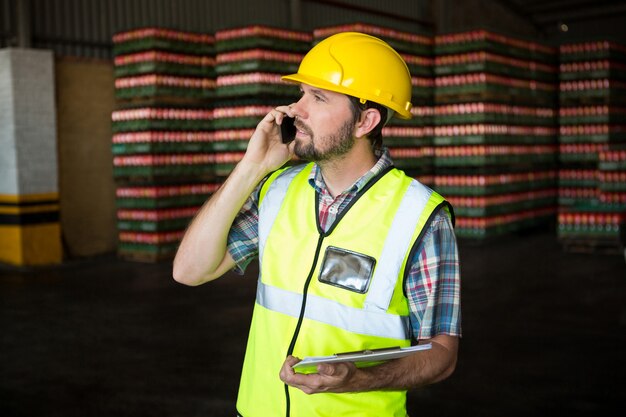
[524, 0, 605, 14]
[491, 0, 547, 36]
[16, 0, 32, 48]
[534, 2, 626, 23]
[303, 0, 434, 28]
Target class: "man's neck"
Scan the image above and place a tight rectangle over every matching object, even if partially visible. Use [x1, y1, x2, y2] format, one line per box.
[317, 144, 377, 198]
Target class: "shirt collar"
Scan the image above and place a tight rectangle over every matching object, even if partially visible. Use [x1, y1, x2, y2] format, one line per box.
[307, 147, 394, 195]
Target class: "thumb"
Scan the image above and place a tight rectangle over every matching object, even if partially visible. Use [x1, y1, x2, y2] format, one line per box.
[317, 363, 335, 376]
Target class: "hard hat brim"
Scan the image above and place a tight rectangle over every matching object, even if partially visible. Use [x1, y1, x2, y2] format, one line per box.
[281, 73, 413, 120]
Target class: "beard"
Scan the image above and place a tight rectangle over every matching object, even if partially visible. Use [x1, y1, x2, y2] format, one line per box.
[293, 117, 356, 162]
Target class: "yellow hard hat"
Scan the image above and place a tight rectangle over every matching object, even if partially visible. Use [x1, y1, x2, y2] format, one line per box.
[282, 32, 413, 119]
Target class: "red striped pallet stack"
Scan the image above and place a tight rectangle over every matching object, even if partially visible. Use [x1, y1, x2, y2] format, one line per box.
[314, 23, 435, 185]
[113, 28, 216, 100]
[433, 30, 559, 239]
[213, 26, 312, 166]
[114, 184, 221, 257]
[558, 41, 626, 253]
[112, 28, 219, 261]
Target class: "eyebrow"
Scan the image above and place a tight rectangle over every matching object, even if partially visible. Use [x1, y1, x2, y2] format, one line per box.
[307, 87, 329, 99]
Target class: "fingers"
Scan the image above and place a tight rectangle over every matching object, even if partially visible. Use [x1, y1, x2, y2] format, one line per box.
[279, 357, 356, 394]
[254, 104, 297, 148]
[280, 356, 319, 393]
[317, 363, 334, 375]
[279, 355, 300, 382]
[271, 104, 297, 125]
[283, 355, 301, 371]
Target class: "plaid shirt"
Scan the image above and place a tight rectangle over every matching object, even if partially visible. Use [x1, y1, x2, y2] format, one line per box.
[227, 148, 462, 340]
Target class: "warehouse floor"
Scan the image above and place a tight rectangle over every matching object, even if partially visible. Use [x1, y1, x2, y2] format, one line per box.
[1, 228, 625, 417]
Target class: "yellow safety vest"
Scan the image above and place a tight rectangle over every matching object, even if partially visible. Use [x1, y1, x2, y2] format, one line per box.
[236, 162, 452, 417]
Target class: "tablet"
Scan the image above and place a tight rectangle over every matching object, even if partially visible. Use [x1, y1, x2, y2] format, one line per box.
[292, 343, 432, 373]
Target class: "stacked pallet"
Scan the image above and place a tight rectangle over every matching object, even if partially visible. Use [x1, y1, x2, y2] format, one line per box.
[212, 26, 311, 161]
[314, 23, 435, 185]
[433, 30, 559, 239]
[113, 28, 215, 100]
[558, 41, 626, 252]
[114, 183, 221, 257]
[112, 28, 220, 261]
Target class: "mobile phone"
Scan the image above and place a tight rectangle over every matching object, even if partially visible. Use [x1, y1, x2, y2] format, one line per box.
[280, 116, 297, 144]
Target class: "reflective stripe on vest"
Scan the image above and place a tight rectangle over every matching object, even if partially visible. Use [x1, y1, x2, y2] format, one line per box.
[256, 279, 411, 339]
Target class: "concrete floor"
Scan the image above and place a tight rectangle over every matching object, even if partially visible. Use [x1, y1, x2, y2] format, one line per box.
[1, 230, 625, 417]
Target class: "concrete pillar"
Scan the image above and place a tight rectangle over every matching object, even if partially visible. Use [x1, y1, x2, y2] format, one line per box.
[0, 48, 61, 266]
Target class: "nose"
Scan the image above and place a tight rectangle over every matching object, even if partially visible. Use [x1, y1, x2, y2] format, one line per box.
[290, 97, 307, 120]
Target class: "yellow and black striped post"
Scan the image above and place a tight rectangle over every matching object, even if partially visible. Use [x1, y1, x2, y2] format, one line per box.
[0, 49, 62, 266]
[0, 193, 62, 265]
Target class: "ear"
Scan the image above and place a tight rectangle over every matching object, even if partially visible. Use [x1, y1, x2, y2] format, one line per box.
[354, 108, 382, 139]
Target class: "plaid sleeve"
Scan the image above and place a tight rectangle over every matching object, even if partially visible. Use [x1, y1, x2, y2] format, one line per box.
[405, 208, 462, 340]
[226, 184, 262, 275]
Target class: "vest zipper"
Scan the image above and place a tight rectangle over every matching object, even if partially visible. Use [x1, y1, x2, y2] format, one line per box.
[284, 233, 325, 417]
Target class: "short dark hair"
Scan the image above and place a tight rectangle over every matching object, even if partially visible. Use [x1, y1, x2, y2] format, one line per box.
[347, 96, 387, 150]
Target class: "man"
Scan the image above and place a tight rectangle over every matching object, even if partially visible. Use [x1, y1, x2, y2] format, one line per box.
[174, 32, 461, 417]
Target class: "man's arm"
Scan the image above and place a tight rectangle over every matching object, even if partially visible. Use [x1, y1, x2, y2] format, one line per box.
[279, 334, 458, 394]
[173, 105, 295, 286]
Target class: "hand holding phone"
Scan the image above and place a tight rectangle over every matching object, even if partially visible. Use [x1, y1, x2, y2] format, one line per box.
[280, 116, 297, 144]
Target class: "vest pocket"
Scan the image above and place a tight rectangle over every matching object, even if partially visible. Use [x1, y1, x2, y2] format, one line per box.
[318, 246, 376, 294]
